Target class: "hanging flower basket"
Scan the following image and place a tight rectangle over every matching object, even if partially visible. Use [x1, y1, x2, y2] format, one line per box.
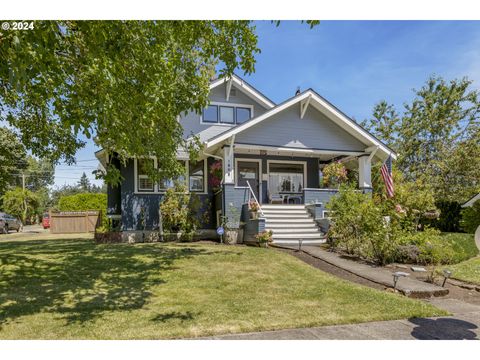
[209, 160, 223, 192]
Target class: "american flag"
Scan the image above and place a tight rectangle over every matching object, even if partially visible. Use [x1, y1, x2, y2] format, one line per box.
[381, 155, 394, 198]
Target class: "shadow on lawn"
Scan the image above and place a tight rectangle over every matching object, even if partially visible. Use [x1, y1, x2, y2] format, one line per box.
[0, 239, 209, 325]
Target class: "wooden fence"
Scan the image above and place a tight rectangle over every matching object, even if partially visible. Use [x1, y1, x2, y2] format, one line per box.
[50, 211, 101, 234]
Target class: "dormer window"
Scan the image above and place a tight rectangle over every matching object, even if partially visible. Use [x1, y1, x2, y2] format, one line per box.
[236, 107, 251, 124]
[203, 105, 218, 123]
[219, 106, 235, 124]
[201, 102, 253, 125]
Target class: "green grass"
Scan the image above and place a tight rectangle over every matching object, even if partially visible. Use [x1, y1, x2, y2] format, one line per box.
[445, 257, 480, 285]
[0, 237, 447, 339]
[440, 232, 478, 263]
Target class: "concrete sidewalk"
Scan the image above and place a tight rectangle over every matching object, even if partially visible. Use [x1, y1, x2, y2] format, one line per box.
[283, 245, 448, 298]
[207, 299, 480, 340]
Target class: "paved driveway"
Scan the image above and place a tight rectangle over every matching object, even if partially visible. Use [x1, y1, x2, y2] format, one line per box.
[0, 224, 93, 241]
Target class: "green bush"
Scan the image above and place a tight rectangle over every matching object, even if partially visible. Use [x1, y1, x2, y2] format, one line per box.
[327, 185, 399, 265]
[159, 183, 205, 240]
[424, 201, 462, 233]
[397, 228, 455, 265]
[1, 187, 39, 223]
[460, 200, 480, 233]
[58, 193, 107, 212]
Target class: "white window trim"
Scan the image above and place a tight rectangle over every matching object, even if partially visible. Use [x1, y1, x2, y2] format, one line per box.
[234, 158, 263, 202]
[200, 102, 254, 126]
[267, 159, 308, 194]
[188, 159, 208, 194]
[134, 157, 208, 195]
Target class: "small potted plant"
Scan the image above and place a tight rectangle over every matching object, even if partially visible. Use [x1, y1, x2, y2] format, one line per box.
[255, 230, 273, 248]
[249, 200, 260, 219]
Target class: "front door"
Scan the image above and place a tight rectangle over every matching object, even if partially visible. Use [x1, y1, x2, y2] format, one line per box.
[237, 161, 260, 203]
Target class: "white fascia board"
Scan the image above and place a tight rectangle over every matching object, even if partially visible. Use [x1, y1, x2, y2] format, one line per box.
[204, 89, 396, 160]
[205, 91, 311, 149]
[209, 75, 275, 109]
[94, 149, 108, 168]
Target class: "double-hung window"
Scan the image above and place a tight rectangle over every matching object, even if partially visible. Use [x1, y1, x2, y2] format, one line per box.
[136, 158, 205, 193]
[137, 158, 155, 192]
[203, 105, 218, 123]
[189, 160, 205, 192]
[158, 161, 187, 191]
[235, 107, 251, 124]
[219, 106, 235, 124]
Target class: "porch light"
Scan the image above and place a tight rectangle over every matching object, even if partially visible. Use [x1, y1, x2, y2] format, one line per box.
[442, 269, 452, 287]
[392, 271, 409, 291]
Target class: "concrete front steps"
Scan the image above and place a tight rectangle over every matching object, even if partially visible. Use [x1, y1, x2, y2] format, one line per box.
[262, 204, 326, 245]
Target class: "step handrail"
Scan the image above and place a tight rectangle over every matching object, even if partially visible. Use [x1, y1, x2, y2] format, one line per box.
[246, 180, 265, 217]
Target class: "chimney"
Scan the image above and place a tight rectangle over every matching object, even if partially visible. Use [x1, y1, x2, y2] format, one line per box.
[295, 87, 301, 96]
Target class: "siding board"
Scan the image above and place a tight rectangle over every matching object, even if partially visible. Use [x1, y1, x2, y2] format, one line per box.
[235, 104, 366, 151]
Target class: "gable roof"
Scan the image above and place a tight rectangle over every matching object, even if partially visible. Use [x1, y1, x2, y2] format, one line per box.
[204, 88, 397, 160]
[209, 74, 276, 109]
[462, 193, 480, 208]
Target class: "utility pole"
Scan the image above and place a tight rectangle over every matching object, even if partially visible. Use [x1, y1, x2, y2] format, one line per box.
[22, 172, 27, 224]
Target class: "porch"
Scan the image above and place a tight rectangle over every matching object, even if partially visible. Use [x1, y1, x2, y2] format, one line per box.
[212, 143, 376, 207]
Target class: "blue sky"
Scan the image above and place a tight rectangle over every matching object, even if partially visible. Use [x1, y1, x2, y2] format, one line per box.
[55, 20, 480, 188]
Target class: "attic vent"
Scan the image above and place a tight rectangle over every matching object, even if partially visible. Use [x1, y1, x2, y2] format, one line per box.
[230, 89, 237, 97]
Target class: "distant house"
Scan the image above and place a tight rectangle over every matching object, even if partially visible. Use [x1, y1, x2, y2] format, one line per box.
[95, 74, 396, 244]
[462, 193, 480, 208]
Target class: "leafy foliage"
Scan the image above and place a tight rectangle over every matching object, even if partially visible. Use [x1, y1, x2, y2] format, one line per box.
[363, 76, 480, 202]
[327, 186, 464, 266]
[208, 160, 222, 192]
[327, 185, 400, 265]
[322, 161, 348, 188]
[58, 193, 107, 212]
[0, 127, 27, 200]
[159, 183, 206, 239]
[460, 200, 480, 233]
[0, 21, 267, 184]
[1, 187, 39, 223]
[424, 201, 463, 233]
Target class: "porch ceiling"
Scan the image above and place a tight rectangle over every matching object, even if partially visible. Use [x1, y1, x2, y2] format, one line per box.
[233, 143, 366, 161]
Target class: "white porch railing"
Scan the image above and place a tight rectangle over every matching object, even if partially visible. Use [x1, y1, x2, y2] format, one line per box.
[246, 180, 265, 217]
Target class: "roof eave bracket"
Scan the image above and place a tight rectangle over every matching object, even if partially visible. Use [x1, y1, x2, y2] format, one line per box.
[226, 78, 233, 101]
[300, 94, 312, 119]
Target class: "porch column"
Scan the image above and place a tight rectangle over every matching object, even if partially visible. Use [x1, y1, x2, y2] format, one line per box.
[223, 145, 235, 184]
[358, 154, 372, 192]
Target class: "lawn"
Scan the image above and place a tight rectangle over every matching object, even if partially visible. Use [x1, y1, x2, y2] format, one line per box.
[445, 257, 480, 285]
[0, 236, 446, 339]
[441, 232, 478, 263]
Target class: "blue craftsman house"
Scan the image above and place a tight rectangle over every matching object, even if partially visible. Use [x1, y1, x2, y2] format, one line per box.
[95, 74, 396, 244]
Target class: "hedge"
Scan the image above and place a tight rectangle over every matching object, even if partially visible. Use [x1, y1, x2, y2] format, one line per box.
[58, 193, 107, 213]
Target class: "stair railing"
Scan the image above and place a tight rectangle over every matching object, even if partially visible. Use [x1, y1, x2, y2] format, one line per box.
[246, 180, 265, 217]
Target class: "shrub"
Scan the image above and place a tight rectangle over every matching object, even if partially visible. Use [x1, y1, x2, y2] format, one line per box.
[424, 201, 462, 232]
[255, 230, 273, 244]
[58, 193, 107, 212]
[159, 182, 206, 240]
[460, 200, 480, 233]
[1, 187, 39, 223]
[327, 185, 399, 265]
[396, 228, 455, 265]
[322, 161, 348, 188]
